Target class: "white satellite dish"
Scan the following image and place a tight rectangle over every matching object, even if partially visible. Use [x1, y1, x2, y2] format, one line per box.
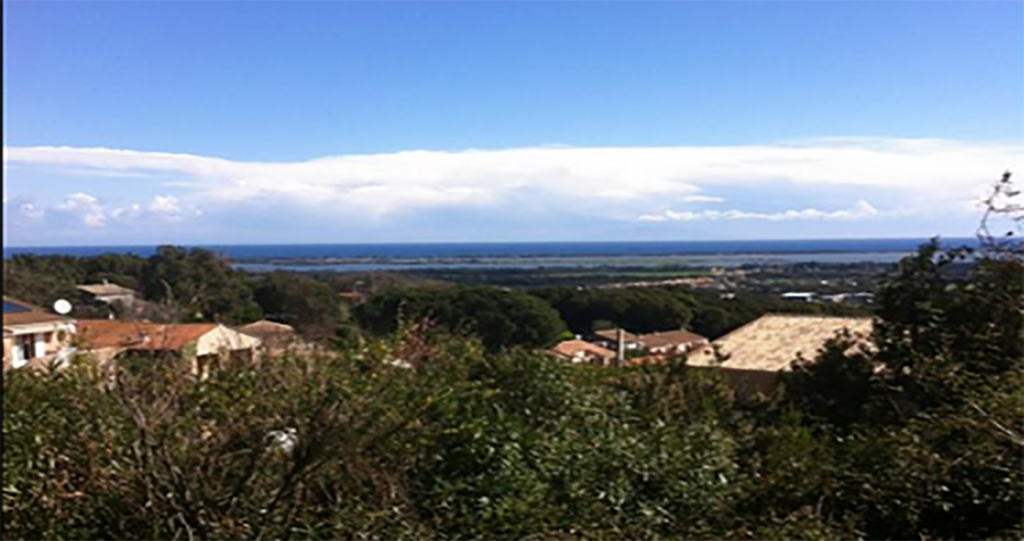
[53, 299, 73, 315]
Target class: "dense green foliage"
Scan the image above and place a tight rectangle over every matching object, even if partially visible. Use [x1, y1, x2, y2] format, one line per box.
[356, 286, 569, 351]
[535, 286, 696, 334]
[2, 253, 144, 319]
[141, 246, 262, 323]
[252, 272, 343, 341]
[778, 240, 1023, 539]
[3, 247, 262, 324]
[536, 285, 868, 338]
[4, 237, 1021, 539]
[1, 332, 740, 540]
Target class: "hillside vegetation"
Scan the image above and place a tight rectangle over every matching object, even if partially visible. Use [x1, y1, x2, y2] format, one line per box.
[4, 237, 1021, 540]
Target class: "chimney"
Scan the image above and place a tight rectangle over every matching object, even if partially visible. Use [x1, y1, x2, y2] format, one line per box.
[139, 331, 150, 344]
[103, 279, 109, 285]
[616, 328, 625, 366]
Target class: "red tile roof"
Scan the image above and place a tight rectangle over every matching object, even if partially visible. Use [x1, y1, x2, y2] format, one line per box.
[639, 329, 708, 349]
[77, 319, 217, 351]
[551, 339, 616, 360]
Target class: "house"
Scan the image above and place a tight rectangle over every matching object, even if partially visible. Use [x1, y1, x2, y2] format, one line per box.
[3, 296, 77, 371]
[76, 280, 138, 307]
[688, 314, 874, 396]
[590, 329, 644, 352]
[238, 319, 296, 352]
[550, 339, 617, 365]
[77, 319, 261, 377]
[586, 327, 709, 361]
[821, 292, 874, 306]
[638, 329, 709, 356]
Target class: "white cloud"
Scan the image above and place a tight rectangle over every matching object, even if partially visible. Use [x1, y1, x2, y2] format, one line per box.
[54, 192, 107, 227]
[111, 195, 201, 224]
[12, 194, 202, 230]
[3, 139, 1022, 222]
[639, 200, 880, 222]
[111, 203, 142, 222]
[147, 195, 185, 221]
[17, 202, 46, 222]
[682, 195, 726, 203]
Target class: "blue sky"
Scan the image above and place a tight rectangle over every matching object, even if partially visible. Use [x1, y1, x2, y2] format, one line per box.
[3, 1, 1022, 246]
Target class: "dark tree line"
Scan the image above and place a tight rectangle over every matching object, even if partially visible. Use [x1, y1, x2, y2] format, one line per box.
[355, 286, 569, 351]
[3, 247, 262, 324]
[534, 285, 867, 339]
[252, 272, 342, 342]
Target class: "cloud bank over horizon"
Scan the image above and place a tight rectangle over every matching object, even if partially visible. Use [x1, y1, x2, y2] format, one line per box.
[4, 137, 1022, 244]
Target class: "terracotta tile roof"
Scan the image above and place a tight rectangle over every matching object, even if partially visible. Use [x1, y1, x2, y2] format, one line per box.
[77, 319, 217, 351]
[640, 329, 708, 349]
[551, 339, 616, 360]
[3, 296, 74, 327]
[688, 314, 873, 372]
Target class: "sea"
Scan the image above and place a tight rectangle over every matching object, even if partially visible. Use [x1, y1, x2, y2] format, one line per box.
[2, 238, 975, 272]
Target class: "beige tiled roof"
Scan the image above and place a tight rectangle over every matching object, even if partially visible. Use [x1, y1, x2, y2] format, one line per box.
[239, 319, 295, 336]
[688, 314, 873, 372]
[76, 283, 137, 297]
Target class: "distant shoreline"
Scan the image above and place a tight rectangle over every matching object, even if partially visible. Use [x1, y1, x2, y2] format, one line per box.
[3, 238, 978, 273]
[2, 237, 973, 261]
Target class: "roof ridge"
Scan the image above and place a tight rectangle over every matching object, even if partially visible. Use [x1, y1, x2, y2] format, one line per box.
[762, 312, 873, 319]
[712, 312, 874, 345]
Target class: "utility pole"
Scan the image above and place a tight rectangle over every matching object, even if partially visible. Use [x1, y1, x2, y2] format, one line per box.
[616, 328, 625, 367]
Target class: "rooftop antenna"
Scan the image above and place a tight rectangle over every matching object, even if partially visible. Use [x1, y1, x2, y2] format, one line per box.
[53, 299, 73, 315]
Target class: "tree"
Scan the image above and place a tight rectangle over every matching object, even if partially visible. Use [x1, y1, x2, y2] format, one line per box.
[775, 173, 1024, 539]
[535, 286, 695, 334]
[253, 272, 341, 341]
[785, 332, 877, 430]
[142, 246, 262, 323]
[357, 286, 567, 350]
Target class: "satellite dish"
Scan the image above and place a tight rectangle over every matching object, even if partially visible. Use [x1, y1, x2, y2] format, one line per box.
[53, 299, 73, 315]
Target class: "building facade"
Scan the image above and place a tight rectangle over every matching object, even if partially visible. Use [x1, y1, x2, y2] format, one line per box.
[2, 297, 77, 371]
